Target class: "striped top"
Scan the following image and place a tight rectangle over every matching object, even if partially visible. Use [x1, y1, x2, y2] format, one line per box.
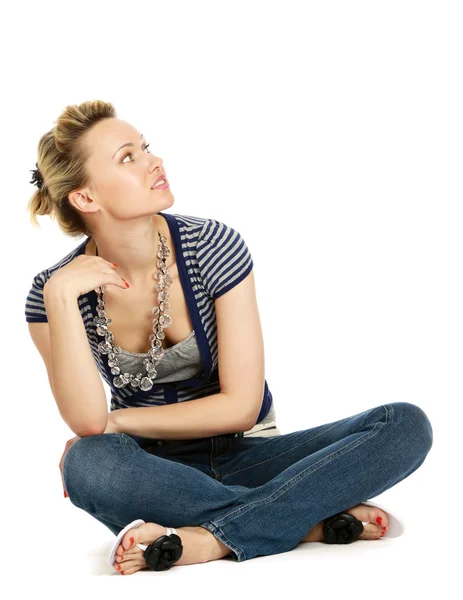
[25, 211, 274, 433]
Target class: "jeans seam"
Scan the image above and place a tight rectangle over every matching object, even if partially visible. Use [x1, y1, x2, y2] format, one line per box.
[222, 404, 392, 480]
[219, 420, 347, 480]
[209, 437, 216, 476]
[211, 420, 385, 528]
[382, 403, 394, 424]
[210, 437, 233, 479]
[119, 433, 130, 446]
[200, 521, 245, 562]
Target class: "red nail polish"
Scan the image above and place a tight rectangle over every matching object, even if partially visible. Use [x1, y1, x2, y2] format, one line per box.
[64, 491, 68, 498]
[376, 516, 383, 526]
[121, 278, 130, 288]
[112, 263, 119, 267]
[129, 537, 134, 547]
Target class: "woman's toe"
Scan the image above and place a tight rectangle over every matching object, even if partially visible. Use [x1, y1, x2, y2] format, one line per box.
[115, 555, 145, 575]
[122, 530, 138, 551]
[358, 522, 384, 539]
[372, 509, 389, 529]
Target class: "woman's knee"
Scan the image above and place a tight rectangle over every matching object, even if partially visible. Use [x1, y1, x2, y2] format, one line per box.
[62, 433, 123, 499]
[388, 401, 433, 456]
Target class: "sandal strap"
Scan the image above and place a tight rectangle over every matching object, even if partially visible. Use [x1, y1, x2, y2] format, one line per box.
[323, 512, 364, 544]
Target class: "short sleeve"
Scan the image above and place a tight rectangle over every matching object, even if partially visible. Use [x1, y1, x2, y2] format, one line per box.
[197, 219, 254, 299]
[25, 271, 49, 322]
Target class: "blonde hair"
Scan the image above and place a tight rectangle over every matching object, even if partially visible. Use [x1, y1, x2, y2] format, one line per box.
[27, 99, 117, 239]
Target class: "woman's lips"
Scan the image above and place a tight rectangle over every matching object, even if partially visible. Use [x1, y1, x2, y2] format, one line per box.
[152, 181, 170, 191]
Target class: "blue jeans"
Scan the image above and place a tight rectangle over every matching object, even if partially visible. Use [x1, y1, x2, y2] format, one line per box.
[63, 401, 433, 562]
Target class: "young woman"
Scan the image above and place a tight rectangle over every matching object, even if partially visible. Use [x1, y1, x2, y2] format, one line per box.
[26, 100, 433, 574]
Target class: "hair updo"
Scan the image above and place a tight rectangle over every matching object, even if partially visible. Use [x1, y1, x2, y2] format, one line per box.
[26, 99, 117, 239]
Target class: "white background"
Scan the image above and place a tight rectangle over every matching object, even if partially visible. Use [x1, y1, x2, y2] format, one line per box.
[2, 0, 460, 595]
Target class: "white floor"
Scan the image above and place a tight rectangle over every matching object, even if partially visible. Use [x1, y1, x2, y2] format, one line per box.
[53, 498, 458, 595]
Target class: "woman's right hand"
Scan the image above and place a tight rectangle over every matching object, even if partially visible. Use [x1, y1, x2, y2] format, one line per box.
[44, 254, 130, 298]
[60, 435, 81, 498]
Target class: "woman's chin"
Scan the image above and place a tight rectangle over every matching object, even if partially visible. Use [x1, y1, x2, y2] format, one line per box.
[160, 192, 174, 208]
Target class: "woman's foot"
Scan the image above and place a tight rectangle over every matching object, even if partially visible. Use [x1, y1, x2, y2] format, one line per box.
[301, 503, 389, 543]
[112, 522, 231, 574]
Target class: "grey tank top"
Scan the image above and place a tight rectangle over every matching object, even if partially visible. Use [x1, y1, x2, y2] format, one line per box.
[116, 330, 279, 437]
[116, 330, 203, 382]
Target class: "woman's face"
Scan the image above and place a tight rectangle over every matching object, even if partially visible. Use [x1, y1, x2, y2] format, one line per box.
[73, 117, 172, 223]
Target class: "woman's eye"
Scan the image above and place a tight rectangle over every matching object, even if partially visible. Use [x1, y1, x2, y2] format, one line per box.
[121, 143, 151, 163]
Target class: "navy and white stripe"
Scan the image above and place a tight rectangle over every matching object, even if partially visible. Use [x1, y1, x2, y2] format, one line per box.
[25, 212, 272, 427]
[197, 218, 254, 299]
[25, 271, 50, 322]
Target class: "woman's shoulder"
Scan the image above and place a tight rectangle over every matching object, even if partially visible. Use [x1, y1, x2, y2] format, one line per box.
[168, 211, 248, 245]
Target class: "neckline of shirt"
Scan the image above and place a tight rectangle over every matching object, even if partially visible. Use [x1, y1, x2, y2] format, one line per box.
[117, 329, 196, 357]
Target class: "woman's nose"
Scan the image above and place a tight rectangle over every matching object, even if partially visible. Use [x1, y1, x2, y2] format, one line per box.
[149, 158, 162, 171]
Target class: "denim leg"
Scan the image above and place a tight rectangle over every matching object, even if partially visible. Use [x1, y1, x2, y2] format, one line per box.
[62, 432, 250, 538]
[199, 402, 433, 562]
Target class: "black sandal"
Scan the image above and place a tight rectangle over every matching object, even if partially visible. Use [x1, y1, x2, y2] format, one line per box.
[142, 527, 183, 571]
[322, 512, 364, 544]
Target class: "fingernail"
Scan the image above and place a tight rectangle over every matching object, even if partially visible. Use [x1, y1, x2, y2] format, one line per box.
[376, 516, 383, 526]
[64, 491, 68, 498]
[129, 537, 134, 547]
[112, 263, 119, 267]
[121, 278, 130, 288]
